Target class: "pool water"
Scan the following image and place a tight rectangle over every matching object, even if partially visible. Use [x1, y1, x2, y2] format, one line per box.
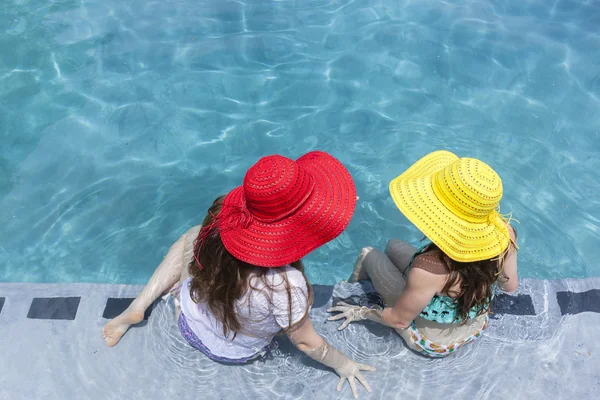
[1, 0, 599, 285]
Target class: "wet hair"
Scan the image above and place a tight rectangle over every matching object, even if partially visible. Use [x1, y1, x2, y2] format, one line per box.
[421, 229, 518, 322]
[187, 196, 312, 339]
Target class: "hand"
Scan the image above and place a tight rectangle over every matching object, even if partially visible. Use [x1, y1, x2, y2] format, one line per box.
[327, 302, 369, 330]
[304, 339, 376, 399]
[333, 358, 375, 399]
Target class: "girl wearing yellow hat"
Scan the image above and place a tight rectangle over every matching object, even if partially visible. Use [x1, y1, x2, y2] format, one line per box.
[328, 150, 519, 357]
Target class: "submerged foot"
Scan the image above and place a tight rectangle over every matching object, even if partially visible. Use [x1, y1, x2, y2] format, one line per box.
[102, 309, 145, 347]
[349, 246, 373, 282]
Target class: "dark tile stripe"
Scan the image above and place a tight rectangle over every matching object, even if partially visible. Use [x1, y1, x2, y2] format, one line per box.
[330, 291, 537, 317]
[491, 294, 536, 316]
[0, 297, 5, 314]
[27, 297, 81, 320]
[102, 298, 152, 320]
[313, 284, 334, 308]
[557, 290, 600, 315]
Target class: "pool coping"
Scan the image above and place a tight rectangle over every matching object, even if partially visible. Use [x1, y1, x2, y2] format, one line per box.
[1, 277, 599, 399]
[2, 277, 599, 322]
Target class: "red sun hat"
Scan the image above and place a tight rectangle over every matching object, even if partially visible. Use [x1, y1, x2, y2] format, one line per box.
[217, 151, 356, 267]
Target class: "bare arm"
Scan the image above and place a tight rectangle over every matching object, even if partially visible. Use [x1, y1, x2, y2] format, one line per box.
[287, 316, 326, 352]
[497, 224, 518, 293]
[287, 317, 375, 399]
[382, 268, 439, 329]
[328, 267, 438, 330]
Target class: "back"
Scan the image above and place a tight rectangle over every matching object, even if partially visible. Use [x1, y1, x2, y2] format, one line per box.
[410, 227, 519, 323]
[411, 250, 461, 298]
[180, 265, 309, 359]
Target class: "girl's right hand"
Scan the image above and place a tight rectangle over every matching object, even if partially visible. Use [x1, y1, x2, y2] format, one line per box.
[287, 317, 376, 398]
[331, 356, 376, 399]
[304, 341, 375, 399]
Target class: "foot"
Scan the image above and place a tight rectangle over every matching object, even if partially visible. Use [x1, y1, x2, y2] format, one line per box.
[349, 247, 373, 282]
[102, 309, 145, 347]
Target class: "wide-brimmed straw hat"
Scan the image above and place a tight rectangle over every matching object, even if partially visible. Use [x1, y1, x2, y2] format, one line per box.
[389, 150, 511, 262]
[215, 151, 356, 267]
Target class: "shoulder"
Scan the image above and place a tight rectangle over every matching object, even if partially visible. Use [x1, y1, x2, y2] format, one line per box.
[411, 251, 449, 276]
[175, 225, 202, 246]
[264, 266, 308, 290]
[408, 253, 449, 289]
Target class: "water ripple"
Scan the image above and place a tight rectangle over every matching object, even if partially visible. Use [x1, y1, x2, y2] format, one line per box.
[1, 0, 599, 289]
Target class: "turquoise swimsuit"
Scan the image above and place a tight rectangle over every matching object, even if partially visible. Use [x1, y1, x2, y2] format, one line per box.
[406, 244, 491, 324]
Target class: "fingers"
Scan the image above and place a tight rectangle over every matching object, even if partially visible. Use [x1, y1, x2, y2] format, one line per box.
[338, 318, 352, 331]
[336, 377, 345, 392]
[349, 377, 358, 399]
[330, 301, 352, 309]
[359, 363, 376, 372]
[327, 303, 352, 313]
[356, 373, 371, 393]
[327, 313, 348, 321]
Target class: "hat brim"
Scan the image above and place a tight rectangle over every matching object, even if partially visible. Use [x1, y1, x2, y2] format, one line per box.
[389, 150, 509, 262]
[221, 151, 356, 267]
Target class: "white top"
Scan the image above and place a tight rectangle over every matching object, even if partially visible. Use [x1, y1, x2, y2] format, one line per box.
[180, 265, 309, 359]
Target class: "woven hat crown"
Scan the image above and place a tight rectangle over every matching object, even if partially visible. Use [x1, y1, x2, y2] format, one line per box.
[432, 158, 503, 223]
[243, 155, 315, 222]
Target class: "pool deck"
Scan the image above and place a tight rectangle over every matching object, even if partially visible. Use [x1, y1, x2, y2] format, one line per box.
[1, 278, 598, 400]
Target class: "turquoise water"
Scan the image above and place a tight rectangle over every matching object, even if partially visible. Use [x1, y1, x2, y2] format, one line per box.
[1, 0, 599, 285]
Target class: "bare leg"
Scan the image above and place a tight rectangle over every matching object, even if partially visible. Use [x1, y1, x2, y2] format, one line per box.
[348, 239, 418, 305]
[384, 239, 418, 275]
[173, 226, 198, 320]
[102, 226, 200, 346]
[349, 246, 373, 282]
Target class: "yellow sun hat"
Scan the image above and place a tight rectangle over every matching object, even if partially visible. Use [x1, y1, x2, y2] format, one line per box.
[389, 150, 511, 262]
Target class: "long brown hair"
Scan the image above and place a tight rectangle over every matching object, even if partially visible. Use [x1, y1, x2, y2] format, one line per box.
[422, 229, 518, 322]
[188, 196, 312, 338]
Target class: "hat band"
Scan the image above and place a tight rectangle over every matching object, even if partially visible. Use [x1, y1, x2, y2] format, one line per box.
[192, 205, 254, 270]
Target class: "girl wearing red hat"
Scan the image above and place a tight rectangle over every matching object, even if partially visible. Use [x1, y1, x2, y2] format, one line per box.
[102, 151, 374, 399]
